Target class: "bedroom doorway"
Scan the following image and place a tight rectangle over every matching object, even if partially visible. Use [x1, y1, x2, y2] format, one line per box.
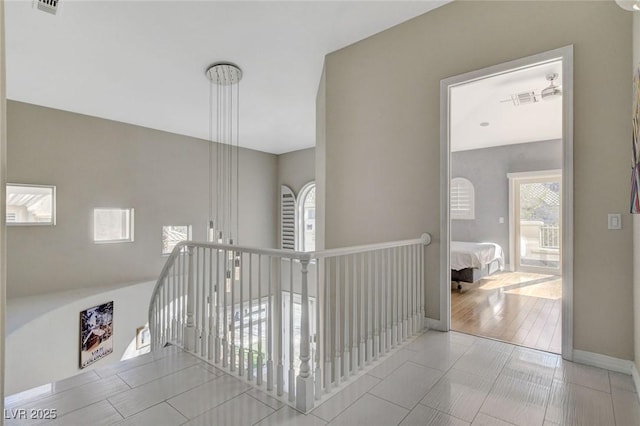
[440, 46, 573, 358]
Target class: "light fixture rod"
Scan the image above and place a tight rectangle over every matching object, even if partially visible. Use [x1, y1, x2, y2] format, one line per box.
[206, 62, 243, 245]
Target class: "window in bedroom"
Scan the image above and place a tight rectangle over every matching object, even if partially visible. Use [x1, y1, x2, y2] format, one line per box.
[6, 184, 56, 225]
[451, 177, 475, 220]
[162, 225, 192, 255]
[93, 208, 134, 243]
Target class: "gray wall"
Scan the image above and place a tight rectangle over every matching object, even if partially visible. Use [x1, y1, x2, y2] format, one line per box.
[320, 1, 634, 359]
[451, 139, 562, 266]
[277, 147, 315, 195]
[7, 101, 278, 298]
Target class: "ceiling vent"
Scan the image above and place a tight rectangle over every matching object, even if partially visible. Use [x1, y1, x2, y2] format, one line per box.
[35, 0, 59, 15]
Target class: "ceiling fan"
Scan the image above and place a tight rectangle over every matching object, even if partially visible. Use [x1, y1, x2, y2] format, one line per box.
[501, 73, 562, 106]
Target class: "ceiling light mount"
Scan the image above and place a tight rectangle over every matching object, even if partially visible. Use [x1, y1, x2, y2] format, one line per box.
[206, 63, 243, 86]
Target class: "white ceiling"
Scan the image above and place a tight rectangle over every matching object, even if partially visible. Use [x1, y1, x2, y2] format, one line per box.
[450, 60, 563, 152]
[5, 0, 450, 154]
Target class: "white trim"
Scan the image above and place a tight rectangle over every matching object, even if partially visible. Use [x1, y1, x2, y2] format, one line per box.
[572, 349, 634, 375]
[631, 363, 640, 402]
[440, 45, 574, 360]
[506, 170, 562, 180]
[425, 317, 445, 331]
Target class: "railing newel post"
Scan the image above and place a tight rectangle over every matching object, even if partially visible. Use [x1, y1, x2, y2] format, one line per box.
[296, 256, 315, 412]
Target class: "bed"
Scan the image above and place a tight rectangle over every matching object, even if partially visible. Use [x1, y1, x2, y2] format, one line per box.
[451, 241, 505, 291]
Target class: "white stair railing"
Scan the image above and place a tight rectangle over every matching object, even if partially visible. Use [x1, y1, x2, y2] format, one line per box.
[148, 233, 431, 413]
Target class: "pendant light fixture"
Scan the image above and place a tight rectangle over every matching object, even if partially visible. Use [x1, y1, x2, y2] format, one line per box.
[206, 62, 242, 292]
[206, 62, 242, 245]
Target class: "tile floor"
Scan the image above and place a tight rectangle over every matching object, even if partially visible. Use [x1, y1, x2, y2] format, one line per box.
[4, 331, 640, 425]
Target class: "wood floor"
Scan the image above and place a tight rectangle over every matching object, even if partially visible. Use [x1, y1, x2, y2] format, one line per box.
[451, 271, 562, 354]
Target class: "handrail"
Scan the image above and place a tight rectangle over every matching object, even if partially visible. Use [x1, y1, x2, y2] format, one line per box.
[311, 233, 431, 259]
[148, 232, 432, 413]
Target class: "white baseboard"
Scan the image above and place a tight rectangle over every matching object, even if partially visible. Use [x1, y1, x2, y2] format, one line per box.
[572, 349, 634, 375]
[425, 317, 446, 332]
[631, 363, 640, 402]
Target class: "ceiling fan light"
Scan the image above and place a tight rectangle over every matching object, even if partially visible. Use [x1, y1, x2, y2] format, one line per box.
[541, 86, 562, 100]
[541, 73, 562, 100]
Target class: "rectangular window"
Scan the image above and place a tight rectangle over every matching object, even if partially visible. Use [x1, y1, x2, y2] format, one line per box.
[94, 208, 134, 243]
[6, 184, 56, 225]
[162, 225, 192, 255]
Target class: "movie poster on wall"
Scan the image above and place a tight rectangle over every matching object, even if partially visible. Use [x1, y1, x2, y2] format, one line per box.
[79, 301, 114, 368]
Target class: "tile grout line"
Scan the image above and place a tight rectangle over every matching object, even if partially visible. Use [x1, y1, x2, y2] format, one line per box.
[466, 339, 513, 425]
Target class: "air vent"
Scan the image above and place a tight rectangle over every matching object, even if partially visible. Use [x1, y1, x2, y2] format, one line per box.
[36, 0, 59, 15]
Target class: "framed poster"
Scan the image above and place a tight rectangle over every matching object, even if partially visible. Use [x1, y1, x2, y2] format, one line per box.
[79, 301, 114, 368]
[136, 325, 150, 350]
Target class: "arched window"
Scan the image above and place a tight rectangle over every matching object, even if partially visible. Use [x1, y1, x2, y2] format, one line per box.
[297, 182, 315, 252]
[451, 177, 475, 220]
[280, 181, 316, 252]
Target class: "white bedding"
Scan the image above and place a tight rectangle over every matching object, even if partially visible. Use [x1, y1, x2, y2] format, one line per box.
[450, 241, 505, 271]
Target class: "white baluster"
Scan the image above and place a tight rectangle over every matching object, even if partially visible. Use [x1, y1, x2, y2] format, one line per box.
[360, 253, 365, 369]
[257, 254, 263, 386]
[267, 256, 274, 391]
[276, 258, 284, 396]
[248, 254, 254, 382]
[351, 254, 357, 373]
[184, 246, 196, 352]
[288, 259, 295, 402]
[335, 257, 341, 387]
[296, 258, 314, 412]
[215, 248, 221, 363]
[239, 252, 245, 377]
[373, 250, 379, 361]
[315, 257, 323, 399]
[201, 248, 207, 355]
[230, 249, 236, 372]
[344, 255, 350, 381]
[324, 258, 332, 394]
[223, 249, 229, 368]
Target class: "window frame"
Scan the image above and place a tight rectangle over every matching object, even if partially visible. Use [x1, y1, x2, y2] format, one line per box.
[93, 207, 135, 244]
[296, 181, 316, 252]
[6, 183, 56, 226]
[161, 225, 193, 256]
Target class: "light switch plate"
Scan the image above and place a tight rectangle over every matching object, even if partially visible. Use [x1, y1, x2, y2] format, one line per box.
[608, 213, 622, 230]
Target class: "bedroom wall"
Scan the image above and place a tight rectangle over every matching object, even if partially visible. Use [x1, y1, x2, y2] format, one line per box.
[451, 139, 562, 266]
[6, 101, 278, 298]
[321, 1, 634, 359]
